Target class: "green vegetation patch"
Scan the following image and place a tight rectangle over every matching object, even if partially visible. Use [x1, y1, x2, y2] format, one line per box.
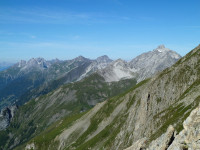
[24, 111, 87, 150]
[149, 95, 200, 144]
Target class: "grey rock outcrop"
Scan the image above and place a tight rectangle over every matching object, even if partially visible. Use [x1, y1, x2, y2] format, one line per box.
[146, 125, 176, 150]
[124, 138, 147, 150]
[148, 125, 176, 150]
[126, 104, 200, 150]
[167, 104, 200, 150]
[0, 105, 17, 131]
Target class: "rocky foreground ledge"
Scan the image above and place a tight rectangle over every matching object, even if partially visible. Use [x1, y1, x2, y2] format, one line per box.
[125, 104, 200, 150]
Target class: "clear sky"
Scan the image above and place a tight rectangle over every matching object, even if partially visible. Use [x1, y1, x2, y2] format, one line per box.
[1, 0, 200, 62]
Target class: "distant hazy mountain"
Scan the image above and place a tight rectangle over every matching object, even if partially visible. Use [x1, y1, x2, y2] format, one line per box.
[0, 45, 181, 110]
[98, 45, 181, 82]
[0, 56, 112, 109]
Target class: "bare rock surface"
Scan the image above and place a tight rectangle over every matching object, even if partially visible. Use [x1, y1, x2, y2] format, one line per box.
[99, 45, 181, 82]
[125, 104, 200, 150]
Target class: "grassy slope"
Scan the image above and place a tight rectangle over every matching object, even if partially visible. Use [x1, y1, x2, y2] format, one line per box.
[0, 73, 137, 150]
[21, 79, 149, 150]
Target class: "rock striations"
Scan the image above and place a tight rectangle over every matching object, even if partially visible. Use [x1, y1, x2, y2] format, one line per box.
[129, 45, 181, 82]
[125, 103, 200, 150]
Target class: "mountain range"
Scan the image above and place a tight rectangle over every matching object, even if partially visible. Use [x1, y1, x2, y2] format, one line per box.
[0, 44, 188, 150]
[18, 44, 199, 150]
[0, 45, 181, 110]
[0, 55, 112, 110]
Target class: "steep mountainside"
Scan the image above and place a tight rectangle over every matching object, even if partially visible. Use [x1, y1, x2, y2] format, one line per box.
[99, 45, 181, 82]
[0, 73, 137, 149]
[126, 103, 200, 150]
[21, 45, 199, 150]
[0, 56, 112, 110]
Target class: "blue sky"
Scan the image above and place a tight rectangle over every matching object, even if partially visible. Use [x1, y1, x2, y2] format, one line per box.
[1, 0, 200, 62]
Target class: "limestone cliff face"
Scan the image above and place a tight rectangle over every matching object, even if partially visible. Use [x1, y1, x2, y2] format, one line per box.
[24, 45, 200, 150]
[126, 103, 200, 150]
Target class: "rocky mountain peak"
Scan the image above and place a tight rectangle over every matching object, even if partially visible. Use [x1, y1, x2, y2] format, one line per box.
[153, 44, 170, 53]
[16, 57, 50, 71]
[49, 58, 61, 63]
[114, 58, 126, 63]
[18, 60, 27, 67]
[96, 55, 112, 63]
[112, 59, 128, 67]
[157, 44, 165, 49]
[26, 57, 49, 69]
[129, 45, 181, 82]
[74, 55, 88, 62]
[35, 57, 46, 63]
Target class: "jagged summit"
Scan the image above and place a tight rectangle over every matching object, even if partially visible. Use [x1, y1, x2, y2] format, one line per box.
[153, 44, 171, 53]
[17, 57, 51, 70]
[129, 45, 181, 81]
[96, 55, 109, 59]
[96, 55, 112, 63]
[18, 60, 26, 67]
[73, 55, 89, 62]
[157, 44, 165, 49]
[114, 58, 126, 63]
[77, 55, 113, 81]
